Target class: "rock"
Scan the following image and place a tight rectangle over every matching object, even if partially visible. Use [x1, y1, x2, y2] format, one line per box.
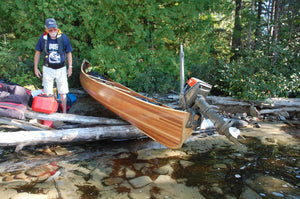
[183, 136, 233, 154]
[246, 175, 299, 198]
[153, 164, 174, 175]
[72, 166, 90, 176]
[140, 166, 149, 175]
[125, 168, 136, 178]
[235, 113, 247, 120]
[129, 185, 151, 199]
[53, 146, 70, 156]
[2, 176, 14, 181]
[14, 172, 27, 180]
[296, 159, 300, 168]
[103, 177, 123, 186]
[25, 163, 58, 177]
[129, 176, 152, 188]
[261, 137, 277, 145]
[24, 163, 60, 183]
[253, 122, 261, 128]
[211, 183, 223, 194]
[232, 119, 248, 128]
[154, 175, 176, 184]
[239, 186, 262, 199]
[224, 194, 237, 199]
[250, 105, 260, 117]
[115, 152, 131, 159]
[179, 160, 194, 168]
[137, 149, 188, 160]
[0, 186, 18, 199]
[278, 115, 286, 121]
[43, 147, 53, 154]
[11, 193, 47, 199]
[133, 163, 149, 171]
[212, 163, 228, 170]
[153, 175, 205, 199]
[90, 169, 109, 182]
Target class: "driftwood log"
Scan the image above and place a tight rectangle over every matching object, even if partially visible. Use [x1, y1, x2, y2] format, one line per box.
[25, 111, 128, 125]
[206, 96, 300, 108]
[206, 96, 300, 116]
[0, 112, 128, 131]
[0, 125, 145, 152]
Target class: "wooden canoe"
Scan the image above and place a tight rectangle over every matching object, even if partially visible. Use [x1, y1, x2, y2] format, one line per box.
[80, 60, 196, 149]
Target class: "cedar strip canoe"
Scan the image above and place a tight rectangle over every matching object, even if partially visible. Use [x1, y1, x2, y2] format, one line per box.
[80, 60, 196, 149]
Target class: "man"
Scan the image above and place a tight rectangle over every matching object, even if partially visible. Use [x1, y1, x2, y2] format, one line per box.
[34, 18, 73, 113]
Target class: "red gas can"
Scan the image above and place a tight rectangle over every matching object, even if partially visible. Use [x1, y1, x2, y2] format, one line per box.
[39, 120, 54, 128]
[32, 95, 58, 114]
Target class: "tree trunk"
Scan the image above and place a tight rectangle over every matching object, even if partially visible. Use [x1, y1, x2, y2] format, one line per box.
[0, 125, 145, 152]
[25, 111, 128, 125]
[231, 0, 243, 61]
[206, 96, 300, 109]
[254, 0, 262, 49]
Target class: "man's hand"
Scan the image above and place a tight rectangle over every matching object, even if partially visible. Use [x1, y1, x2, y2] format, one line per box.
[34, 68, 41, 78]
[67, 67, 72, 77]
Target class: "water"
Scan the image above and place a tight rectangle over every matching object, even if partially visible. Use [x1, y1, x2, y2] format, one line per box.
[0, 133, 299, 199]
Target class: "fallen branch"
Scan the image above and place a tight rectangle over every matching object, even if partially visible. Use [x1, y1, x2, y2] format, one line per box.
[260, 107, 300, 115]
[25, 111, 128, 125]
[0, 117, 51, 131]
[0, 125, 145, 151]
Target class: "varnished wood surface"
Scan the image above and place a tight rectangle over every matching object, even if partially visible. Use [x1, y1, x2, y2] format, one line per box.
[80, 61, 194, 149]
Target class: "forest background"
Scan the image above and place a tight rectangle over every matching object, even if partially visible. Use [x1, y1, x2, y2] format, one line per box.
[0, 0, 299, 100]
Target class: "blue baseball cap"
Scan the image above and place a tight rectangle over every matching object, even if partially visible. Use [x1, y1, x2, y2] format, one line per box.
[45, 18, 57, 29]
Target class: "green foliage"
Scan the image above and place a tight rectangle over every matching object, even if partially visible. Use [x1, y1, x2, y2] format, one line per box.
[0, 35, 17, 80]
[0, 34, 40, 87]
[0, 0, 298, 100]
[215, 43, 300, 100]
[84, 0, 233, 93]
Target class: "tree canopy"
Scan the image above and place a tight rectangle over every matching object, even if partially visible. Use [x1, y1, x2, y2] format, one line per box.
[0, 0, 299, 99]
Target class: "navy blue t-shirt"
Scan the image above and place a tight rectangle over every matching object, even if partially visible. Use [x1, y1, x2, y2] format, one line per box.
[35, 34, 73, 66]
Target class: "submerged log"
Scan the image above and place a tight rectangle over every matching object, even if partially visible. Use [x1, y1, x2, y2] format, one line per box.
[0, 125, 145, 152]
[25, 111, 128, 125]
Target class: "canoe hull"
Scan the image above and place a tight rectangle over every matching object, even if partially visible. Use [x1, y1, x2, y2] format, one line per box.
[80, 61, 195, 149]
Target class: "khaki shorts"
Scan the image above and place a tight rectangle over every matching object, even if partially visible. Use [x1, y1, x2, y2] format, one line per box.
[42, 66, 69, 95]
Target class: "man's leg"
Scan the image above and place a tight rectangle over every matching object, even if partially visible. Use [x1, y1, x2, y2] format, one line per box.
[60, 94, 67, 113]
[42, 66, 55, 95]
[56, 67, 69, 113]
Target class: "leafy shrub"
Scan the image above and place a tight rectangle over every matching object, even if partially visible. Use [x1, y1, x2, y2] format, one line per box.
[0, 35, 40, 87]
[215, 48, 300, 100]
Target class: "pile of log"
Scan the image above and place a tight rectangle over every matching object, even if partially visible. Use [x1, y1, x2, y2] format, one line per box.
[1, 96, 299, 151]
[206, 96, 300, 119]
[0, 111, 145, 151]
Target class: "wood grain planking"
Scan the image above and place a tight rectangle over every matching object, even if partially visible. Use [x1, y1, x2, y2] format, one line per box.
[80, 61, 193, 148]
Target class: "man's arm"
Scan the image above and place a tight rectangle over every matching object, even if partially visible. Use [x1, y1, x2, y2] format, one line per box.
[67, 52, 72, 77]
[34, 51, 41, 78]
